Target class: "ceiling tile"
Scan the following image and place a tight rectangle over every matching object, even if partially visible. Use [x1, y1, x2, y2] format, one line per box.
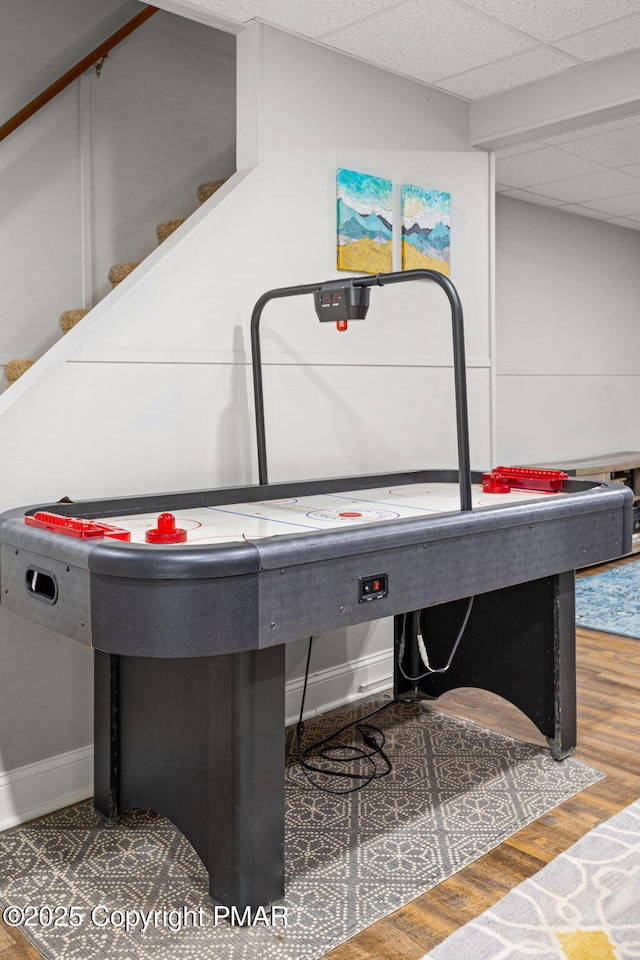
[257, 0, 400, 37]
[494, 141, 547, 159]
[543, 114, 640, 144]
[526, 169, 640, 202]
[434, 46, 578, 99]
[495, 146, 604, 187]
[460, 0, 640, 43]
[606, 216, 640, 229]
[578, 190, 640, 214]
[325, 0, 535, 84]
[554, 204, 616, 219]
[177, 0, 397, 36]
[555, 122, 640, 167]
[553, 12, 640, 60]
[497, 188, 564, 206]
[175, 0, 251, 25]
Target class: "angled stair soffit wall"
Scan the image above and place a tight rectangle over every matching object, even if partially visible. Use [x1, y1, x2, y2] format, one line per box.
[2, 179, 228, 389]
[0, 4, 237, 394]
[0, 171, 252, 421]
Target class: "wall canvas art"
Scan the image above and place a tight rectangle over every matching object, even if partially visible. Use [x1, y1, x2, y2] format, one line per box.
[401, 184, 450, 276]
[337, 168, 393, 274]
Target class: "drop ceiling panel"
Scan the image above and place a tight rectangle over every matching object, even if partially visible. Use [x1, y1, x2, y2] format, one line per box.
[170, 0, 399, 36]
[553, 12, 640, 60]
[542, 114, 640, 144]
[495, 146, 605, 187]
[325, 0, 535, 84]
[493, 140, 548, 158]
[436, 47, 578, 99]
[460, 0, 640, 44]
[498, 189, 564, 206]
[553, 203, 616, 219]
[551, 122, 640, 166]
[580, 190, 640, 214]
[527, 169, 640, 202]
[607, 216, 640, 228]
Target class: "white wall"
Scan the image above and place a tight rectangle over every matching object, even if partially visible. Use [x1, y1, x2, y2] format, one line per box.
[0, 23, 491, 819]
[495, 196, 640, 464]
[0, 0, 235, 383]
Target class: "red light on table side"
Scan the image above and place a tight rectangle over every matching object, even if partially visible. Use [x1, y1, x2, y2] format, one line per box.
[336, 320, 348, 332]
[145, 513, 187, 544]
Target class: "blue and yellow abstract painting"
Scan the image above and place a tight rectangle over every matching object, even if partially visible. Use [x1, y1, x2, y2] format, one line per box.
[337, 168, 393, 274]
[401, 184, 450, 276]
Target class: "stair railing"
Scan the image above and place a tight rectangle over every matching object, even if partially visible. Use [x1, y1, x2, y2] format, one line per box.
[0, 5, 159, 144]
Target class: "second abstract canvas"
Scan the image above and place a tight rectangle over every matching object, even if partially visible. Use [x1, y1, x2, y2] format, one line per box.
[401, 183, 451, 276]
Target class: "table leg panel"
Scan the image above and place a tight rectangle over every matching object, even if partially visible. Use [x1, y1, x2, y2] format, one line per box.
[94, 646, 285, 908]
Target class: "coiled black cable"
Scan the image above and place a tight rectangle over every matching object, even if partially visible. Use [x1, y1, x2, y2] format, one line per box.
[295, 636, 396, 795]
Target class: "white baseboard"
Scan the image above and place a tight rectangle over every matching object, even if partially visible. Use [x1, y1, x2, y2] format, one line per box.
[0, 745, 93, 831]
[0, 652, 394, 830]
[284, 650, 394, 726]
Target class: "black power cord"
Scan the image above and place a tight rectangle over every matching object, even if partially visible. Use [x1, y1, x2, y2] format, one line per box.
[295, 636, 396, 795]
[296, 594, 475, 793]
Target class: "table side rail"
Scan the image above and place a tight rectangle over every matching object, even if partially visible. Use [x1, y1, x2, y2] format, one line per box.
[255, 493, 631, 647]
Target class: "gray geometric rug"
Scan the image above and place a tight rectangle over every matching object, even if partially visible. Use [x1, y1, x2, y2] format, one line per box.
[576, 560, 640, 639]
[0, 696, 603, 960]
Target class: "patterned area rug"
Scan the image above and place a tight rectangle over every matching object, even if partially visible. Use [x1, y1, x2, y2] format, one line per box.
[423, 797, 640, 959]
[0, 697, 603, 960]
[576, 561, 640, 639]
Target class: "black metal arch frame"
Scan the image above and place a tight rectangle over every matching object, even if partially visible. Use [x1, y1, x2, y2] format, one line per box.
[250, 268, 473, 511]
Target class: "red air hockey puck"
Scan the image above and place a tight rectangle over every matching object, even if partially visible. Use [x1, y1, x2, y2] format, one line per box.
[145, 513, 187, 544]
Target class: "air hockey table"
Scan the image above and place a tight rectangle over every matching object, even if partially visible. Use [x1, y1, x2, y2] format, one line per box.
[0, 269, 633, 912]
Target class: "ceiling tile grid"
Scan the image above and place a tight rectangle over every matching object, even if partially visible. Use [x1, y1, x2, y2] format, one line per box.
[556, 123, 640, 167]
[542, 115, 640, 144]
[176, 0, 640, 104]
[457, 0, 640, 43]
[552, 11, 640, 60]
[607, 216, 640, 228]
[495, 146, 606, 187]
[498, 189, 564, 206]
[493, 140, 548, 158]
[167, 0, 640, 226]
[321, 0, 536, 84]
[524, 169, 640, 202]
[434, 47, 579, 99]
[553, 203, 619, 219]
[582, 190, 640, 214]
[173, 0, 401, 37]
[494, 115, 640, 228]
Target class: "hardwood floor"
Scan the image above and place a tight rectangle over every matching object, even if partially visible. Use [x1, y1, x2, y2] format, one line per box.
[2, 559, 639, 960]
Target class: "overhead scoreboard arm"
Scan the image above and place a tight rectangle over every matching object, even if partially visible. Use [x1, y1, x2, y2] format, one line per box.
[249, 269, 473, 512]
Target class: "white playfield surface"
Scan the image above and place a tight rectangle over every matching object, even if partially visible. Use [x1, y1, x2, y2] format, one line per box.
[102, 482, 560, 545]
